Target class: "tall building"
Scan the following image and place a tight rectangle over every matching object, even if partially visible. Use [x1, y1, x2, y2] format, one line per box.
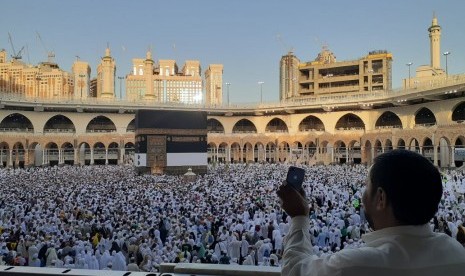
[204, 64, 223, 105]
[72, 60, 91, 99]
[89, 78, 97, 97]
[97, 47, 116, 99]
[283, 47, 393, 100]
[280, 51, 300, 101]
[0, 49, 74, 99]
[126, 51, 204, 104]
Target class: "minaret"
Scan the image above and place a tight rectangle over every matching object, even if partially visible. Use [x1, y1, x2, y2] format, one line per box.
[97, 46, 116, 98]
[144, 49, 155, 100]
[428, 13, 441, 70]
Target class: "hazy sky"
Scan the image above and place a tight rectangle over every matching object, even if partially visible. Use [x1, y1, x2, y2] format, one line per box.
[1, 0, 464, 103]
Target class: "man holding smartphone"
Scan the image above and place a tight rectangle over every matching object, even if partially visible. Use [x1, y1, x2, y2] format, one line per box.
[277, 149, 465, 276]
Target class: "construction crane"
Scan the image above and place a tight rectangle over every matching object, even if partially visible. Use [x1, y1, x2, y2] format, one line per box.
[36, 31, 55, 63]
[276, 33, 294, 54]
[8, 32, 25, 60]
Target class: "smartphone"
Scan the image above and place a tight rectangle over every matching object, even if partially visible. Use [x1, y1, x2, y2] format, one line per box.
[286, 166, 305, 190]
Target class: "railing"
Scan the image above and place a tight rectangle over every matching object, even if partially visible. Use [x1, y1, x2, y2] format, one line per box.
[0, 128, 33, 132]
[44, 128, 75, 133]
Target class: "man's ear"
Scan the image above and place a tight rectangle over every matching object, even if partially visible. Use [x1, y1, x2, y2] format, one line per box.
[375, 187, 388, 210]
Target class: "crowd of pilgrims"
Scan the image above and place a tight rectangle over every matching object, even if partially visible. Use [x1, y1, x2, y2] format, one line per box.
[0, 163, 465, 272]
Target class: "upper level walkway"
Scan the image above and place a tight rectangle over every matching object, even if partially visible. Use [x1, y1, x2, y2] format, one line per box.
[1, 75, 465, 115]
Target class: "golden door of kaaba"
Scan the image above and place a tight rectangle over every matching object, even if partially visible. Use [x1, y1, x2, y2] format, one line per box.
[147, 135, 166, 174]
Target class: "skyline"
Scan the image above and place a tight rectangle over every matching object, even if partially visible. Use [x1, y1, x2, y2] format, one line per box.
[1, 0, 465, 103]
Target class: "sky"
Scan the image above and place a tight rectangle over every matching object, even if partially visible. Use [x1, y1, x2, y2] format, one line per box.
[1, 0, 465, 103]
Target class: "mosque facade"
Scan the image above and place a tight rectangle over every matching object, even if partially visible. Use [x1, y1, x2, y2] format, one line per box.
[0, 15, 464, 169]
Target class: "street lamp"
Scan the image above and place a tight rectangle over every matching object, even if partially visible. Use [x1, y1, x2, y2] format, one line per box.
[78, 74, 85, 100]
[443, 51, 450, 76]
[258, 81, 264, 103]
[118, 76, 124, 100]
[225, 82, 231, 106]
[406, 62, 413, 88]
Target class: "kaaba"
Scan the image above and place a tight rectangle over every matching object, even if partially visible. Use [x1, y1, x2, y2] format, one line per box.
[134, 110, 208, 175]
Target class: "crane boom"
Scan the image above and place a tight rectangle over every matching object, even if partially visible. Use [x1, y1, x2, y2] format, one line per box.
[36, 31, 55, 63]
[8, 32, 23, 60]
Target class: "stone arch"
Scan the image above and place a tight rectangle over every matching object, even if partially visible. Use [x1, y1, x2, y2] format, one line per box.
[208, 142, 217, 163]
[289, 141, 303, 164]
[299, 115, 325, 132]
[0, 113, 34, 133]
[422, 137, 434, 162]
[11, 142, 25, 168]
[408, 138, 420, 153]
[254, 142, 265, 162]
[305, 141, 317, 163]
[397, 138, 406, 150]
[334, 140, 347, 164]
[86, 115, 117, 133]
[232, 119, 257, 134]
[107, 142, 119, 165]
[61, 142, 75, 165]
[0, 142, 9, 167]
[126, 119, 135, 133]
[374, 139, 383, 158]
[124, 142, 135, 165]
[44, 142, 59, 166]
[207, 119, 225, 133]
[320, 140, 330, 154]
[243, 142, 253, 163]
[265, 118, 288, 133]
[278, 141, 290, 162]
[266, 142, 276, 163]
[350, 140, 362, 164]
[92, 142, 106, 165]
[385, 139, 393, 151]
[451, 101, 465, 122]
[230, 142, 241, 163]
[218, 142, 228, 163]
[375, 111, 403, 129]
[43, 114, 76, 133]
[414, 107, 436, 126]
[78, 142, 91, 166]
[335, 113, 365, 131]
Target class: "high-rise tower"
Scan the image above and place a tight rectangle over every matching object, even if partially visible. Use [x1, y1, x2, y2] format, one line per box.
[429, 13, 441, 70]
[72, 60, 91, 99]
[97, 47, 116, 98]
[279, 51, 300, 101]
[204, 64, 223, 106]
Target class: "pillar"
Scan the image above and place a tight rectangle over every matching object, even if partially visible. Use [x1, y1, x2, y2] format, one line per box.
[433, 145, 438, 167]
[58, 149, 63, 164]
[74, 148, 78, 165]
[346, 147, 349, 163]
[105, 148, 109, 165]
[450, 146, 456, 168]
[8, 149, 13, 167]
[90, 149, 94, 165]
[331, 147, 334, 163]
[371, 146, 375, 164]
[119, 148, 124, 165]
